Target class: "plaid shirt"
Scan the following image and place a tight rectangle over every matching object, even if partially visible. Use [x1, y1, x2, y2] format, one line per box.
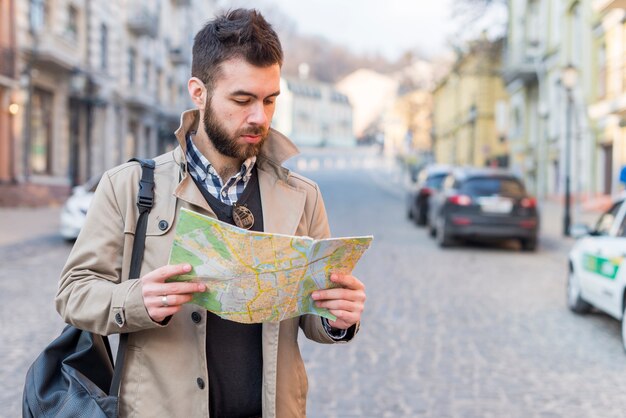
[185, 134, 256, 205]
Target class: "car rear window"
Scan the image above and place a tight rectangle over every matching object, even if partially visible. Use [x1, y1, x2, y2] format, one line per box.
[460, 177, 526, 198]
[425, 173, 447, 189]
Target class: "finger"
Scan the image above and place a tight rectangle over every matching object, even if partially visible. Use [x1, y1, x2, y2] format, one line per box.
[315, 299, 361, 313]
[141, 264, 193, 284]
[329, 274, 365, 291]
[145, 280, 206, 296]
[312, 288, 366, 303]
[152, 293, 194, 308]
[327, 309, 360, 326]
[148, 306, 183, 323]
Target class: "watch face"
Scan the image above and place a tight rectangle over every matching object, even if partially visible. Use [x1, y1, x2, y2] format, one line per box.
[233, 204, 254, 230]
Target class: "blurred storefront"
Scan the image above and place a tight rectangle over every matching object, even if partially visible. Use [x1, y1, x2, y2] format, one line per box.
[0, 0, 215, 206]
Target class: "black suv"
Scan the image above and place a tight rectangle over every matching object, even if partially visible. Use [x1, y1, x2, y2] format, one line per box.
[427, 167, 539, 251]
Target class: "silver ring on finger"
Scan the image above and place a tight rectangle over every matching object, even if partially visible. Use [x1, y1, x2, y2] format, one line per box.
[161, 295, 169, 307]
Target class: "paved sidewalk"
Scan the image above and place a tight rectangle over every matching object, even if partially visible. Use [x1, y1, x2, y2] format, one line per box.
[0, 205, 63, 247]
[535, 199, 601, 254]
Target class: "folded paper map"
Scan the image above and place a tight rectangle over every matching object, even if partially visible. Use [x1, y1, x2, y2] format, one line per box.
[167, 208, 373, 324]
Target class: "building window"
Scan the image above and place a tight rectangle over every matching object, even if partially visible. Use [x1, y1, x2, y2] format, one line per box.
[144, 59, 150, 87]
[29, 0, 46, 34]
[128, 48, 136, 85]
[66, 5, 78, 40]
[598, 42, 606, 99]
[100, 23, 108, 71]
[30, 88, 54, 175]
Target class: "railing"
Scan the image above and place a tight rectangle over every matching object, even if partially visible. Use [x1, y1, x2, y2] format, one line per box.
[0, 46, 16, 78]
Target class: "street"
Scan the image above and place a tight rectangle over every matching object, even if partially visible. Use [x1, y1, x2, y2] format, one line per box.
[3, 148, 626, 417]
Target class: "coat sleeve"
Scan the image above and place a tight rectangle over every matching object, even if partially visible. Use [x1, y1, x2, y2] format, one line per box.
[55, 169, 163, 335]
[298, 182, 359, 344]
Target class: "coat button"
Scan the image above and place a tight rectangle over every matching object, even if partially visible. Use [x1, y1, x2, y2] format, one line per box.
[197, 378, 205, 390]
[191, 312, 201, 323]
[115, 313, 123, 325]
[158, 220, 168, 231]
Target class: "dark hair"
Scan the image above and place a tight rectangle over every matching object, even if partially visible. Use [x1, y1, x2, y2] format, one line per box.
[192, 8, 283, 91]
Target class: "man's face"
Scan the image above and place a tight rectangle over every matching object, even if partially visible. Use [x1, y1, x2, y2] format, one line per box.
[202, 58, 281, 160]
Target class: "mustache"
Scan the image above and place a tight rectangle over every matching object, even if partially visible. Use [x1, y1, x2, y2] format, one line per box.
[239, 125, 268, 136]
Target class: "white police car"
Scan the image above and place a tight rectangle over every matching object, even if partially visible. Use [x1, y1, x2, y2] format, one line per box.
[567, 198, 626, 351]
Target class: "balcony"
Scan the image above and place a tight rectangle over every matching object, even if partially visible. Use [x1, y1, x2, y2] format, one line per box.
[593, 0, 626, 12]
[0, 47, 16, 78]
[127, 9, 159, 38]
[502, 41, 541, 85]
[169, 45, 191, 65]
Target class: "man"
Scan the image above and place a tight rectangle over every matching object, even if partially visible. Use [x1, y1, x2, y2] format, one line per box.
[56, 8, 366, 418]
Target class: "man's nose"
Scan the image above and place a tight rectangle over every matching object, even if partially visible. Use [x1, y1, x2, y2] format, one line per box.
[247, 103, 269, 126]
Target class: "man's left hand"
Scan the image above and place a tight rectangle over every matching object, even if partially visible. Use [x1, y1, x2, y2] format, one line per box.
[311, 274, 366, 330]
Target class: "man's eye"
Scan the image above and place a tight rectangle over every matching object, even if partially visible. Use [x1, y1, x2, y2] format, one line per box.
[233, 99, 250, 105]
[264, 98, 276, 105]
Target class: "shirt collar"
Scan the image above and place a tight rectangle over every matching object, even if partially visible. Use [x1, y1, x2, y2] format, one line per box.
[185, 133, 256, 184]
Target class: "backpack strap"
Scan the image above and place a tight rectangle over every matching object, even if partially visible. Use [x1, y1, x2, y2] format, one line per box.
[110, 158, 155, 397]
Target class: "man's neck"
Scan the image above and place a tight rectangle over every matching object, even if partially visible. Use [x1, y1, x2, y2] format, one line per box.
[192, 132, 242, 181]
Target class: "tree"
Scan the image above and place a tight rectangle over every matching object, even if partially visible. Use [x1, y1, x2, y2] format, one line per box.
[450, 0, 508, 50]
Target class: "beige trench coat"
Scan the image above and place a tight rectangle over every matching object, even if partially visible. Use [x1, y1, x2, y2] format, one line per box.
[55, 110, 357, 417]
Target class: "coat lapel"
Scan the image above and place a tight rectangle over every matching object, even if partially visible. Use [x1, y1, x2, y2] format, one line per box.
[257, 166, 306, 236]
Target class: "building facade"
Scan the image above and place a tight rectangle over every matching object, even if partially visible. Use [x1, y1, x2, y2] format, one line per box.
[0, 0, 18, 184]
[503, 0, 598, 201]
[273, 75, 355, 147]
[432, 38, 509, 169]
[1, 0, 215, 205]
[589, 0, 626, 200]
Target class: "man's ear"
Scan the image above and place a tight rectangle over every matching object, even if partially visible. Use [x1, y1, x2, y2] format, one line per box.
[188, 77, 207, 110]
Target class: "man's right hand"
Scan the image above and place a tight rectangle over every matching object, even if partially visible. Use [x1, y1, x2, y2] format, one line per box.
[140, 264, 206, 323]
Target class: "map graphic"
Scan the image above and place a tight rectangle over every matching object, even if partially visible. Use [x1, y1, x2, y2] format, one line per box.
[167, 208, 373, 324]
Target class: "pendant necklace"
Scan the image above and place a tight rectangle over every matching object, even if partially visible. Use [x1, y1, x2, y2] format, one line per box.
[232, 203, 255, 230]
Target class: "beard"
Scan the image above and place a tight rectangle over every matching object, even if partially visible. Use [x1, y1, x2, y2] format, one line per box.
[203, 100, 269, 160]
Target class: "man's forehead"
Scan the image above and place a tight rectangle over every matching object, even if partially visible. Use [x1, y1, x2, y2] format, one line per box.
[215, 59, 281, 94]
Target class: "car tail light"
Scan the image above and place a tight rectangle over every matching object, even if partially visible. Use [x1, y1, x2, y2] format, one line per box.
[520, 197, 536, 208]
[448, 194, 472, 206]
[520, 219, 537, 228]
[452, 216, 472, 225]
[421, 187, 433, 196]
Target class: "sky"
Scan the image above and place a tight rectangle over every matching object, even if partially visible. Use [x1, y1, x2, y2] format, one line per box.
[245, 0, 456, 61]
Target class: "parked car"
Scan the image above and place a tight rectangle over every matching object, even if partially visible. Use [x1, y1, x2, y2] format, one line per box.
[406, 164, 451, 226]
[427, 167, 539, 250]
[567, 198, 626, 351]
[59, 175, 100, 240]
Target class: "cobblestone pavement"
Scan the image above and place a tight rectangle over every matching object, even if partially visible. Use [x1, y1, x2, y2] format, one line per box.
[3, 148, 624, 417]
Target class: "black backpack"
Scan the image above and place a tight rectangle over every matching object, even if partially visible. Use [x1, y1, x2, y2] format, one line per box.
[22, 159, 155, 418]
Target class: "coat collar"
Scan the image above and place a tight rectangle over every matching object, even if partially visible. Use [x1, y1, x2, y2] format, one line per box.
[172, 109, 306, 237]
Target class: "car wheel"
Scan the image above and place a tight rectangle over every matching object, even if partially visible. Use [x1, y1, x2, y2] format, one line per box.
[416, 204, 427, 226]
[621, 304, 626, 353]
[436, 216, 454, 248]
[566, 266, 591, 314]
[428, 219, 436, 238]
[520, 238, 537, 252]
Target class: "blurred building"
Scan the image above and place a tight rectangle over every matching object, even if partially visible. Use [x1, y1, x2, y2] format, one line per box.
[432, 37, 509, 168]
[0, 0, 18, 185]
[273, 71, 355, 147]
[589, 1, 626, 202]
[382, 89, 433, 161]
[503, 0, 597, 200]
[0, 0, 215, 206]
[336, 68, 398, 142]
